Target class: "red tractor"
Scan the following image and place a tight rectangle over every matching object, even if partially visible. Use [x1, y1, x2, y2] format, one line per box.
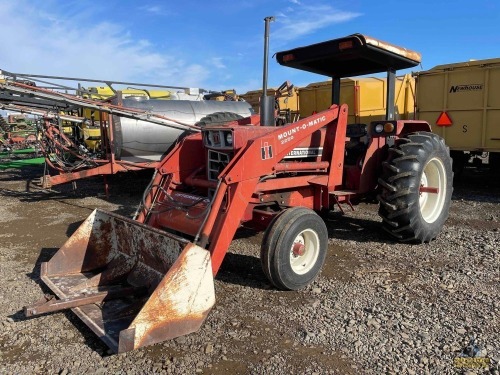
[26, 33, 452, 353]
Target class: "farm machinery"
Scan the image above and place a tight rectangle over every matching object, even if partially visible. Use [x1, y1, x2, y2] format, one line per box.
[0, 114, 39, 151]
[24, 28, 453, 353]
[0, 73, 252, 188]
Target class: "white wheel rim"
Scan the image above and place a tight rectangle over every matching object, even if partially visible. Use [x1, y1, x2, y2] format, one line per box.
[419, 157, 447, 223]
[289, 229, 320, 275]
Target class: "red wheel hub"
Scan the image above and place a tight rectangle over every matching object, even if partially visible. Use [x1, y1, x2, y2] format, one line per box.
[292, 242, 305, 257]
[419, 184, 439, 194]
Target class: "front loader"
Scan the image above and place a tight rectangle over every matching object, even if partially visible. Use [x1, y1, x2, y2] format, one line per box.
[25, 31, 453, 353]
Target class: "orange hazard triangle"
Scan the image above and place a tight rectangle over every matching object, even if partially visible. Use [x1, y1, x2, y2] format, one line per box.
[436, 111, 453, 126]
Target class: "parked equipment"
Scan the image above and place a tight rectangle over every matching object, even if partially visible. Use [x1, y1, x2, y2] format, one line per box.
[25, 29, 453, 353]
[240, 81, 300, 124]
[298, 74, 415, 123]
[414, 58, 500, 172]
[112, 98, 253, 162]
[0, 114, 39, 151]
[0, 73, 253, 187]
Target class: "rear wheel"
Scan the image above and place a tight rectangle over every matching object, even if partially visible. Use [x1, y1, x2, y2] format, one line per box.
[196, 112, 242, 127]
[261, 207, 328, 290]
[378, 132, 453, 243]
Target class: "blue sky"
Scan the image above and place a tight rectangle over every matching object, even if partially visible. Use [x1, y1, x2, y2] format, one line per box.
[0, 0, 498, 94]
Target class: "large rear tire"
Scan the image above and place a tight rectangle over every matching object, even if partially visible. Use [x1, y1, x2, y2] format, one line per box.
[196, 112, 242, 127]
[261, 207, 328, 290]
[378, 132, 453, 243]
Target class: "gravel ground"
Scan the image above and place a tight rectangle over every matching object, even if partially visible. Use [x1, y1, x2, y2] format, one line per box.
[0, 164, 498, 375]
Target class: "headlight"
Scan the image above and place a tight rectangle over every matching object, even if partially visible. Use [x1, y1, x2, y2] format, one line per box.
[207, 132, 214, 145]
[375, 124, 384, 133]
[226, 132, 233, 145]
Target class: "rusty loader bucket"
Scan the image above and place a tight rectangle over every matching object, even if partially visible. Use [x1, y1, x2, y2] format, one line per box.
[24, 209, 215, 353]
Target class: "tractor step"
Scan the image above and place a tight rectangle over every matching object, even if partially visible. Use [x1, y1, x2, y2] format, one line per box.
[329, 190, 356, 213]
[329, 189, 357, 196]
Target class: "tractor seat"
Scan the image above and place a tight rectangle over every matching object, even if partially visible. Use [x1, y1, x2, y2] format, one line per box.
[346, 123, 368, 138]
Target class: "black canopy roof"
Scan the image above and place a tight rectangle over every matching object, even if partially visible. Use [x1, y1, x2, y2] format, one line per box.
[276, 33, 421, 77]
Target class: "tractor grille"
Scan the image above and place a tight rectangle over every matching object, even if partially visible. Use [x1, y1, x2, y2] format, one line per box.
[207, 150, 233, 182]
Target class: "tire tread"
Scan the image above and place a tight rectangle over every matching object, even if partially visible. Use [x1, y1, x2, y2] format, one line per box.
[377, 131, 453, 243]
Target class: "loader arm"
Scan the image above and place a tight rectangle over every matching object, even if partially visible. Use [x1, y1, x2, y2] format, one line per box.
[198, 105, 347, 274]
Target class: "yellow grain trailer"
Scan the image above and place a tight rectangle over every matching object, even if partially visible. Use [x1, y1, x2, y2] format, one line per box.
[298, 75, 415, 123]
[414, 58, 500, 171]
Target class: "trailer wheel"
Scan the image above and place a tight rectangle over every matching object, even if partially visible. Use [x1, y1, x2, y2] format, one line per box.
[261, 207, 328, 290]
[450, 150, 466, 178]
[377, 132, 453, 243]
[196, 112, 243, 127]
[489, 152, 500, 172]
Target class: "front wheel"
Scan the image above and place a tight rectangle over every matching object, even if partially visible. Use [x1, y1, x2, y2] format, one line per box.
[260, 207, 328, 290]
[378, 132, 453, 243]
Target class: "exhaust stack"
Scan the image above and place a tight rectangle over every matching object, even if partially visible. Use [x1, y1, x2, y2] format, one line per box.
[260, 16, 275, 126]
